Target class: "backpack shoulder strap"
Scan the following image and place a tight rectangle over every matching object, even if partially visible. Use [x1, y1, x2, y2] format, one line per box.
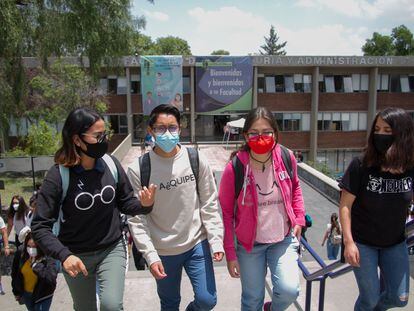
[232, 155, 245, 199]
[186, 148, 199, 196]
[280, 145, 293, 180]
[102, 154, 119, 184]
[139, 152, 151, 188]
[58, 165, 70, 204]
[55, 165, 70, 236]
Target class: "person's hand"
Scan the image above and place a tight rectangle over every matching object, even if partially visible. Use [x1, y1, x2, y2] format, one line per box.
[139, 184, 157, 207]
[63, 255, 88, 278]
[213, 252, 224, 262]
[150, 261, 167, 280]
[15, 296, 21, 301]
[227, 260, 240, 278]
[293, 225, 302, 240]
[4, 247, 10, 256]
[344, 242, 360, 267]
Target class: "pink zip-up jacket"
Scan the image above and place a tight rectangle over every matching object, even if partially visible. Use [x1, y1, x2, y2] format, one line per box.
[218, 145, 306, 261]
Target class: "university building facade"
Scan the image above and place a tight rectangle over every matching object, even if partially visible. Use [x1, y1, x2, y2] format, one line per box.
[10, 55, 414, 174]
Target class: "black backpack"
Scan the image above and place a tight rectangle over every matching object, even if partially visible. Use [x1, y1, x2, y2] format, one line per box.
[139, 147, 200, 194]
[232, 145, 293, 199]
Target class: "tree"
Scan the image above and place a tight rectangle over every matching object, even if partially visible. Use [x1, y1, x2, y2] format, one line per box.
[131, 33, 158, 55]
[211, 50, 230, 55]
[27, 61, 108, 126]
[362, 25, 414, 56]
[154, 36, 192, 55]
[24, 120, 61, 156]
[260, 25, 287, 55]
[391, 25, 414, 56]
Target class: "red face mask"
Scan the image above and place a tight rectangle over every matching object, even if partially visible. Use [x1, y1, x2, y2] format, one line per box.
[247, 136, 275, 154]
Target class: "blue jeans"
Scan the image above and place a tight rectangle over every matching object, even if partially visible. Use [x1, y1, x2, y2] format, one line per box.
[353, 241, 410, 311]
[237, 235, 300, 311]
[157, 240, 217, 311]
[327, 240, 340, 260]
[22, 292, 53, 311]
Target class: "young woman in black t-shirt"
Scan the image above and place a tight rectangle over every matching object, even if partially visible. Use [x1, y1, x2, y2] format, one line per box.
[339, 107, 413, 310]
[31, 107, 155, 310]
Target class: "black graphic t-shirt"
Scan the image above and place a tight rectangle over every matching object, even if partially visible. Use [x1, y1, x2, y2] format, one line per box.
[339, 157, 413, 247]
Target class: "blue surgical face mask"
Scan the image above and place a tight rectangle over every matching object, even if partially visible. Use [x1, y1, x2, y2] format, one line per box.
[155, 132, 180, 153]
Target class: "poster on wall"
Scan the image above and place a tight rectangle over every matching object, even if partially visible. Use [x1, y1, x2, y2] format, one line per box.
[195, 56, 253, 114]
[140, 56, 183, 115]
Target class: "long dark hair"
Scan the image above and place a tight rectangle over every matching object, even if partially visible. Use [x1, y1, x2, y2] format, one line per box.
[54, 107, 104, 167]
[7, 195, 29, 221]
[330, 213, 341, 234]
[363, 107, 414, 171]
[230, 107, 280, 159]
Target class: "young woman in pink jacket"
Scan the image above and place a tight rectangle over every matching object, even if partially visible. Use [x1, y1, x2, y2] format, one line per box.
[219, 107, 306, 311]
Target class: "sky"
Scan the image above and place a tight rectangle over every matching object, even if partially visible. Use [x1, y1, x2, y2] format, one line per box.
[131, 0, 414, 56]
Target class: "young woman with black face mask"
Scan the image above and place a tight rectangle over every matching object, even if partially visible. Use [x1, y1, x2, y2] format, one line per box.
[339, 107, 414, 310]
[31, 107, 154, 310]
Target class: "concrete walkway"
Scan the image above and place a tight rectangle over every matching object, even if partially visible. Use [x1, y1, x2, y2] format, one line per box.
[1, 145, 413, 310]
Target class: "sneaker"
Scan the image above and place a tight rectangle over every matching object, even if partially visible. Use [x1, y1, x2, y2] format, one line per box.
[264, 301, 271, 311]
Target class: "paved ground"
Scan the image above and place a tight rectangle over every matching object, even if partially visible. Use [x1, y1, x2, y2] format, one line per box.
[1, 144, 413, 310]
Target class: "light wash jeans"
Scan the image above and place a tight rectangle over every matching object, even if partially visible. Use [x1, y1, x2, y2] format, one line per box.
[353, 241, 410, 311]
[157, 240, 217, 311]
[327, 239, 340, 260]
[237, 235, 300, 311]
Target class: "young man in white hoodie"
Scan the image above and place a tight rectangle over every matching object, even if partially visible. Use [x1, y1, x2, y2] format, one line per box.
[128, 104, 224, 311]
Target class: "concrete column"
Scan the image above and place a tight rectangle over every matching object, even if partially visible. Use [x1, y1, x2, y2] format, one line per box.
[190, 66, 196, 143]
[309, 66, 320, 162]
[125, 67, 133, 139]
[367, 67, 378, 135]
[253, 66, 258, 108]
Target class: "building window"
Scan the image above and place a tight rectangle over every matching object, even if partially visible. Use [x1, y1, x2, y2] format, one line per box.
[318, 112, 367, 131]
[107, 76, 117, 94]
[390, 74, 401, 92]
[284, 76, 295, 93]
[98, 79, 108, 95]
[258, 77, 265, 93]
[106, 114, 128, 134]
[117, 77, 127, 95]
[273, 112, 310, 131]
[409, 75, 414, 92]
[131, 74, 140, 94]
[400, 75, 410, 93]
[183, 76, 191, 94]
[265, 76, 276, 93]
[377, 74, 389, 91]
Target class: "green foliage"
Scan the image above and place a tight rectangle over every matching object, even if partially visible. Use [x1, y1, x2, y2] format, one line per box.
[306, 160, 335, 179]
[24, 120, 60, 156]
[27, 61, 108, 125]
[211, 50, 230, 55]
[391, 25, 414, 56]
[362, 32, 394, 56]
[260, 25, 287, 55]
[153, 36, 192, 55]
[362, 25, 414, 56]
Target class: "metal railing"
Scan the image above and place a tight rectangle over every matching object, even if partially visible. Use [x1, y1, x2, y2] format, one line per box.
[297, 218, 414, 311]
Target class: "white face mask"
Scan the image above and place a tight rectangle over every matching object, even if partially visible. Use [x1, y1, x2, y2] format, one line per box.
[13, 203, 19, 211]
[27, 247, 38, 258]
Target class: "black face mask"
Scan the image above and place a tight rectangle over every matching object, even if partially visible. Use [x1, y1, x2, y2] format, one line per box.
[373, 134, 394, 153]
[79, 137, 109, 159]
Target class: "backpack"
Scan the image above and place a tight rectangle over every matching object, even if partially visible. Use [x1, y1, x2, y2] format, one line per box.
[139, 147, 200, 195]
[54, 154, 118, 235]
[232, 144, 293, 199]
[305, 214, 313, 228]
